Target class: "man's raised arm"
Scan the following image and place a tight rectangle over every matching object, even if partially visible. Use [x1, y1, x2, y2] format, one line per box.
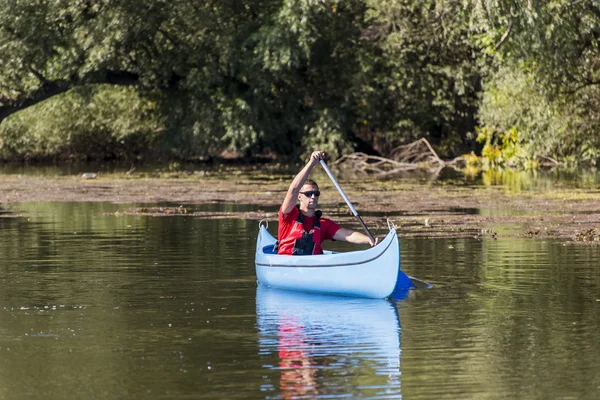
[280, 151, 325, 215]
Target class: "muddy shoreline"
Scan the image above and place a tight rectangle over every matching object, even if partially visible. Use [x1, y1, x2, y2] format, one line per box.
[1, 171, 599, 244]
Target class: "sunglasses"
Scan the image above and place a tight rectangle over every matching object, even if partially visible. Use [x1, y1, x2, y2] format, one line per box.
[300, 190, 320, 198]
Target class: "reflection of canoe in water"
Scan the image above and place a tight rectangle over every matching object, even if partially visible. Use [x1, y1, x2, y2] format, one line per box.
[256, 286, 402, 397]
[255, 225, 413, 298]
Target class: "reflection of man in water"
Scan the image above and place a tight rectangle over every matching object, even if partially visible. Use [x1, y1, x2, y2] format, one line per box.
[278, 317, 318, 398]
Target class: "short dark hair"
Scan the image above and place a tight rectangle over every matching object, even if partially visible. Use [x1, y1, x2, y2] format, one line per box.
[303, 179, 319, 188]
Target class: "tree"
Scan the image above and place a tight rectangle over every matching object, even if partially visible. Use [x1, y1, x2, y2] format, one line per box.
[474, 0, 600, 165]
[355, 0, 482, 156]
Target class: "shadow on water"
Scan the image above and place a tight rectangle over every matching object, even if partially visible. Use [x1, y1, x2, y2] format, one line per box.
[256, 286, 403, 399]
[0, 204, 13, 216]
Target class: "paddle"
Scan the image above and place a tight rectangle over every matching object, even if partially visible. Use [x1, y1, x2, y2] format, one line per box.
[319, 160, 376, 244]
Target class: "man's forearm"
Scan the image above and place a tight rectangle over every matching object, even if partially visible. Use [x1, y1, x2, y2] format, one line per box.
[344, 231, 371, 245]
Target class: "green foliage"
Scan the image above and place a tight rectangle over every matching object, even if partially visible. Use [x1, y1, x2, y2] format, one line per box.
[358, 0, 482, 156]
[478, 65, 600, 166]
[0, 85, 165, 161]
[476, 0, 600, 95]
[0, 0, 599, 165]
[473, 0, 600, 166]
[302, 109, 354, 160]
[476, 126, 532, 168]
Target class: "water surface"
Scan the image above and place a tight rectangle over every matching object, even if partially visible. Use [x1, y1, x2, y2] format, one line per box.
[1, 202, 599, 399]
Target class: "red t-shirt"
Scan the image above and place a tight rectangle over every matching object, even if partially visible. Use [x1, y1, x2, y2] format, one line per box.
[278, 206, 341, 255]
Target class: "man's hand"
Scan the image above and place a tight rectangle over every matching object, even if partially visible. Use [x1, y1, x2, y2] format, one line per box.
[309, 151, 326, 165]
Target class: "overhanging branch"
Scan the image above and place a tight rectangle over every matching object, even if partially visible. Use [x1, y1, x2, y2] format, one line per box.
[0, 70, 141, 124]
[494, 10, 513, 51]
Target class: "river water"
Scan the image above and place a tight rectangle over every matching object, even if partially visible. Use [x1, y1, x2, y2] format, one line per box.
[1, 201, 599, 399]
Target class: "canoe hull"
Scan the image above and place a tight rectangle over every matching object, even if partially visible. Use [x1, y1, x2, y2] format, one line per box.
[255, 226, 408, 298]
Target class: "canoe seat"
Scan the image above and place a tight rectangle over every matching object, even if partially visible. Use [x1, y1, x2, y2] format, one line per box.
[262, 244, 277, 254]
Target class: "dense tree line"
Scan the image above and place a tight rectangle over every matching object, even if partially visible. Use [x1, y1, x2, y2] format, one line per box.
[0, 0, 598, 165]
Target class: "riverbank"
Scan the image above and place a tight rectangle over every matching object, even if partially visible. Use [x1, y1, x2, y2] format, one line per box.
[1, 169, 599, 244]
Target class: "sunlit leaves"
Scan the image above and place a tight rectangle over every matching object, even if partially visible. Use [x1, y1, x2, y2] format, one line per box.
[1, 0, 599, 164]
[475, 0, 600, 165]
[0, 85, 164, 160]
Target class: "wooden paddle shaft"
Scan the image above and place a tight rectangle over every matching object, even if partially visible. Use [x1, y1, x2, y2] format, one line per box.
[319, 160, 376, 243]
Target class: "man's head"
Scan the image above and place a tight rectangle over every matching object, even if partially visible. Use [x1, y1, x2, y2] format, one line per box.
[298, 179, 320, 211]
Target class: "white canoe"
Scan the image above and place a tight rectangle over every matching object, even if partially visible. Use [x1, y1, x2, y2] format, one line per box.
[255, 225, 413, 298]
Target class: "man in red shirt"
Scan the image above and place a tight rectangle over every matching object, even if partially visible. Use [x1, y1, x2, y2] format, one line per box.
[277, 151, 378, 255]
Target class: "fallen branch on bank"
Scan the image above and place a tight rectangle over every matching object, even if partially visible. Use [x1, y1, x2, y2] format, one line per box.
[389, 138, 445, 165]
[539, 156, 560, 167]
[334, 138, 464, 175]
